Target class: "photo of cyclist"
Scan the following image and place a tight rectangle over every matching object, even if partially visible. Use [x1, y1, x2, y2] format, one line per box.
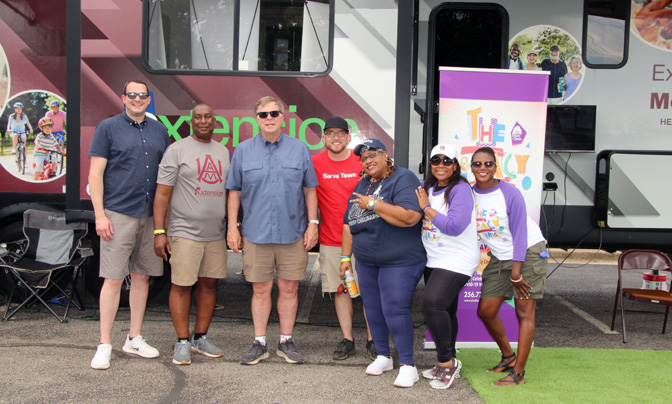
[45, 99, 66, 148]
[33, 117, 62, 181]
[7, 102, 33, 154]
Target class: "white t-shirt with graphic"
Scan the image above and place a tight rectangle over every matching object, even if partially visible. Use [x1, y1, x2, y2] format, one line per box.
[157, 136, 230, 241]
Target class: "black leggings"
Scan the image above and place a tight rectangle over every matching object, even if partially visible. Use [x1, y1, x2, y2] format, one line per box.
[423, 267, 471, 363]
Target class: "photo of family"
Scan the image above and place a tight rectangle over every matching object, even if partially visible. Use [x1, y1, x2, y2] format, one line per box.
[509, 25, 584, 104]
[0, 91, 67, 182]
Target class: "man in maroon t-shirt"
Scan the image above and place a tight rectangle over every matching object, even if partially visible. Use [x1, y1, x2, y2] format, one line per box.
[312, 117, 375, 360]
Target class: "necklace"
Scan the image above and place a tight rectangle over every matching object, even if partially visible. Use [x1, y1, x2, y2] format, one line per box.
[366, 175, 387, 196]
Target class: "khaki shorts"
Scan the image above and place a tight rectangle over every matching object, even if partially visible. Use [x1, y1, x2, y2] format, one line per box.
[316, 245, 360, 295]
[99, 209, 163, 279]
[480, 241, 548, 300]
[169, 237, 228, 286]
[242, 237, 308, 282]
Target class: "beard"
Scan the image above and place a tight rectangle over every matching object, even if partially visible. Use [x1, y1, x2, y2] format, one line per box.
[550, 55, 560, 62]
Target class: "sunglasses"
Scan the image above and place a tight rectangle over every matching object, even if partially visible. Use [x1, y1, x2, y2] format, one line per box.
[471, 161, 496, 168]
[430, 156, 455, 166]
[324, 131, 348, 138]
[256, 110, 282, 119]
[124, 92, 149, 100]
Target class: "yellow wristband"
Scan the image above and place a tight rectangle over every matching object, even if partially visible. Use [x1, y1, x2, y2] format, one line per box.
[153, 229, 166, 236]
[341, 258, 351, 262]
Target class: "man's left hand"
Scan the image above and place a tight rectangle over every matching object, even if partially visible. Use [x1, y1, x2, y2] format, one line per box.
[304, 223, 318, 251]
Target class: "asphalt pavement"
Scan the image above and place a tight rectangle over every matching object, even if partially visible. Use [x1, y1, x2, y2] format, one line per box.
[1, 249, 670, 404]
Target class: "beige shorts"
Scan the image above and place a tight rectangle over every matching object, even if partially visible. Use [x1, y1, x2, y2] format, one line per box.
[99, 209, 163, 279]
[481, 241, 548, 300]
[169, 237, 228, 286]
[242, 237, 308, 283]
[317, 245, 359, 295]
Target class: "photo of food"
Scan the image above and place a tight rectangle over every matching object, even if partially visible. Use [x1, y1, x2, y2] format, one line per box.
[631, 0, 672, 51]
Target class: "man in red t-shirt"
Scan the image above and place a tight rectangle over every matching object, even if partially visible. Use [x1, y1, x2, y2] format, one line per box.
[312, 117, 375, 360]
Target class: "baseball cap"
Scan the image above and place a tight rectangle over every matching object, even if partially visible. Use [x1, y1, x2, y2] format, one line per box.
[324, 117, 349, 133]
[353, 138, 387, 156]
[550, 45, 560, 52]
[430, 144, 457, 159]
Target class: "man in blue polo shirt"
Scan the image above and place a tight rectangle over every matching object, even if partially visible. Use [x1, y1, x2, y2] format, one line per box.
[88, 79, 171, 370]
[226, 96, 319, 365]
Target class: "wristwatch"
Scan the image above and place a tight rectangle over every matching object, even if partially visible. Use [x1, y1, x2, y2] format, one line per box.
[367, 199, 375, 210]
[309, 219, 320, 225]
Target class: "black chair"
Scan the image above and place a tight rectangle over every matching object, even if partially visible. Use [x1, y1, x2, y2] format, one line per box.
[610, 249, 672, 343]
[0, 209, 92, 323]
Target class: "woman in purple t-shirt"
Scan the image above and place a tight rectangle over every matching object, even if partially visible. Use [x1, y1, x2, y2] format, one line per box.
[471, 147, 548, 386]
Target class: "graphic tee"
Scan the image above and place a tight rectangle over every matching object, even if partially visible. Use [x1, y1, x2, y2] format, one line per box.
[312, 150, 361, 246]
[158, 136, 230, 241]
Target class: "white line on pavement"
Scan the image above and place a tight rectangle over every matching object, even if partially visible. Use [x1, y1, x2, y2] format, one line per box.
[549, 292, 620, 334]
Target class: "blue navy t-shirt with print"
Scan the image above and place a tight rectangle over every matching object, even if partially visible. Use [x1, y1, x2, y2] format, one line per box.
[344, 166, 425, 267]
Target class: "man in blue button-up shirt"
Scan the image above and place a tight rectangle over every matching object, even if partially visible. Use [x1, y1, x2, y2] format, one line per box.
[226, 96, 319, 365]
[88, 79, 171, 370]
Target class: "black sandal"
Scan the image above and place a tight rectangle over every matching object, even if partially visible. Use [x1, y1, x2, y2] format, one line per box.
[486, 352, 516, 373]
[493, 370, 525, 386]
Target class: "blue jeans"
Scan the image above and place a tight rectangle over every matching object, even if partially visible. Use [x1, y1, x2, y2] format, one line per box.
[356, 260, 425, 365]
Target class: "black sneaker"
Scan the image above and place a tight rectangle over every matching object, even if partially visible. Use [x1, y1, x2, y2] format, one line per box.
[240, 341, 269, 365]
[366, 339, 377, 360]
[332, 338, 355, 360]
[276, 338, 305, 364]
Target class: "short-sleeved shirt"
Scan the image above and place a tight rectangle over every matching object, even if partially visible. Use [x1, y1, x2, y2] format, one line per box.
[7, 113, 30, 133]
[344, 166, 425, 267]
[312, 150, 361, 246]
[89, 113, 171, 218]
[157, 136, 230, 241]
[33, 133, 59, 157]
[46, 110, 66, 132]
[226, 133, 319, 244]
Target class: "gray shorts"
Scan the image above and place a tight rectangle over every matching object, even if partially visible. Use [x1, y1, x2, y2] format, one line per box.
[480, 241, 548, 300]
[99, 209, 163, 279]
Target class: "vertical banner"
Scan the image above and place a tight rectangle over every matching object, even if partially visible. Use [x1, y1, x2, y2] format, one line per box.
[426, 67, 549, 349]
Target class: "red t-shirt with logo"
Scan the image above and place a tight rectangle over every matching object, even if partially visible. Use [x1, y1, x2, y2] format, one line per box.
[312, 150, 362, 246]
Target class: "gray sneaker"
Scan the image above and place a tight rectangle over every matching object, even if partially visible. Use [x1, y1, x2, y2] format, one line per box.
[240, 341, 269, 365]
[332, 338, 355, 360]
[173, 340, 192, 365]
[277, 338, 305, 364]
[191, 335, 223, 358]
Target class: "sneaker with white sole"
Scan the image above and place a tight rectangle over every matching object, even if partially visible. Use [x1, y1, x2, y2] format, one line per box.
[429, 359, 462, 390]
[393, 365, 419, 388]
[365, 355, 394, 375]
[173, 340, 192, 365]
[276, 338, 305, 364]
[122, 335, 160, 358]
[423, 364, 461, 380]
[91, 343, 112, 370]
[191, 335, 223, 358]
[240, 341, 269, 365]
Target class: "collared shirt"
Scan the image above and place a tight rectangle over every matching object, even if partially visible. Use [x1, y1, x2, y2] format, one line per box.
[226, 133, 319, 244]
[89, 113, 171, 218]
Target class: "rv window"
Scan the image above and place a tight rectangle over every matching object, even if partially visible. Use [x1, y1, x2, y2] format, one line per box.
[143, 0, 333, 76]
[582, 0, 629, 68]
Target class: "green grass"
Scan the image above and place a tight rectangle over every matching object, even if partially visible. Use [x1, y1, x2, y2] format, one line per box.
[459, 348, 671, 404]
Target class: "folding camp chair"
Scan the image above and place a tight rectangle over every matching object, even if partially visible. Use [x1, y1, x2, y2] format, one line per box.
[0, 209, 92, 323]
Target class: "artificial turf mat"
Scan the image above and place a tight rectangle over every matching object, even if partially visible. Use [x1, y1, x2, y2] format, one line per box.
[458, 347, 671, 404]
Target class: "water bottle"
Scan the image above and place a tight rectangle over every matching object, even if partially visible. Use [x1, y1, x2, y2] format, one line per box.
[345, 270, 360, 297]
[558, 76, 564, 94]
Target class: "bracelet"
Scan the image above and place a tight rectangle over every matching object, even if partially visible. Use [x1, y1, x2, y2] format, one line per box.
[510, 276, 523, 283]
[153, 229, 166, 236]
[422, 204, 431, 213]
[371, 200, 377, 211]
[341, 257, 351, 262]
[341, 255, 351, 259]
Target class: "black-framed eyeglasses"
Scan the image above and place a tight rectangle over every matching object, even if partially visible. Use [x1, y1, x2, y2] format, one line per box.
[124, 92, 149, 100]
[471, 161, 496, 168]
[360, 152, 380, 163]
[430, 156, 455, 167]
[256, 110, 282, 119]
[324, 131, 348, 138]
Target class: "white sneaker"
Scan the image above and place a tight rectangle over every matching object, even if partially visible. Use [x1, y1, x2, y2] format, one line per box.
[122, 335, 160, 358]
[394, 365, 419, 388]
[365, 355, 394, 375]
[91, 344, 112, 370]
